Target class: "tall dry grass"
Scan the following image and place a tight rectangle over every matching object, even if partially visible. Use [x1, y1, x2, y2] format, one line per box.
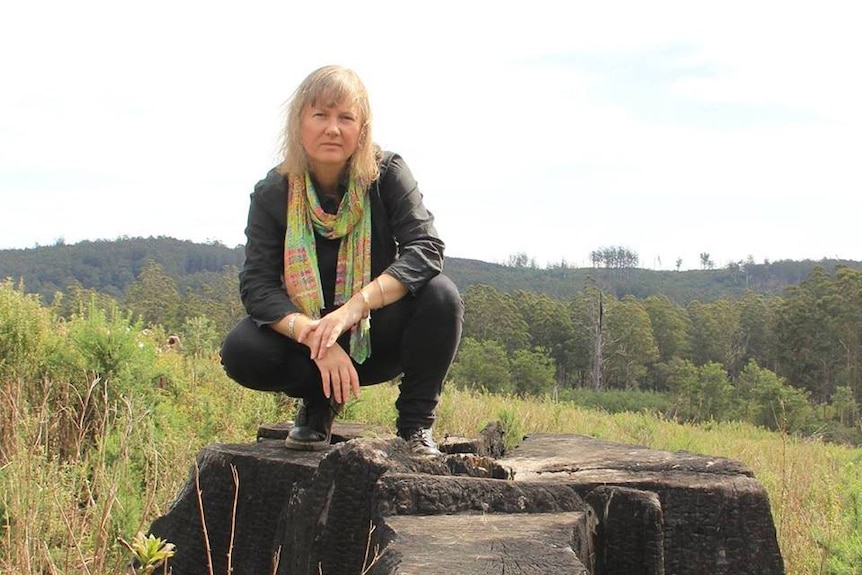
[4, 374, 860, 574]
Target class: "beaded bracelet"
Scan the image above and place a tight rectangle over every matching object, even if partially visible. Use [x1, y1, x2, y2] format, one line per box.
[286, 313, 298, 339]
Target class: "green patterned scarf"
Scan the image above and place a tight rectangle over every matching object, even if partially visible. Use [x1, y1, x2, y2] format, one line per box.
[284, 172, 372, 363]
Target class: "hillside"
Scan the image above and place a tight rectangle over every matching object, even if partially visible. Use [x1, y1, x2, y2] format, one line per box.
[0, 236, 859, 303]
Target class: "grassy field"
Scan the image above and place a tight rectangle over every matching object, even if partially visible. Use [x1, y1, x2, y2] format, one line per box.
[3, 364, 861, 574]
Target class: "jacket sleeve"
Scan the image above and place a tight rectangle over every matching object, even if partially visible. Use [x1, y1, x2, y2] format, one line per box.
[379, 154, 445, 294]
[239, 170, 299, 326]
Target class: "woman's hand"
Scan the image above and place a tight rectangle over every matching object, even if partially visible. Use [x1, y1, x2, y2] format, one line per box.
[312, 342, 360, 403]
[298, 296, 366, 360]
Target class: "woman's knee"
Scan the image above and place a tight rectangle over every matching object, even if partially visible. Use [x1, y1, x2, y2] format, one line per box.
[421, 274, 464, 319]
[219, 319, 256, 383]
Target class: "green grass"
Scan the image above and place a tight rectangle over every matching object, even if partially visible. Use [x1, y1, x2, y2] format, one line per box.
[2, 358, 860, 573]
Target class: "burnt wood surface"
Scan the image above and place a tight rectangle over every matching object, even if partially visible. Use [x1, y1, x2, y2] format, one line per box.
[370, 512, 593, 575]
[502, 433, 784, 575]
[148, 423, 784, 575]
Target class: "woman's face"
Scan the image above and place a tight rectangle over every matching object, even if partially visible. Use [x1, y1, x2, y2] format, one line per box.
[300, 98, 362, 175]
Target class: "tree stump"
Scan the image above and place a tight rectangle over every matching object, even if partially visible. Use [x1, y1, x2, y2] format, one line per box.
[148, 423, 784, 575]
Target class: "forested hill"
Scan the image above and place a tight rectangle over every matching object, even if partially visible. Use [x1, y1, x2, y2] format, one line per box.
[0, 237, 245, 301]
[0, 236, 859, 304]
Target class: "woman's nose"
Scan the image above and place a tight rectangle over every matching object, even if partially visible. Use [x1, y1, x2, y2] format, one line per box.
[324, 118, 340, 134]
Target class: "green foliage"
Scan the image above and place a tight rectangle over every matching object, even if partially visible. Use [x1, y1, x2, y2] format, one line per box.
[603, 295, 659, 389]
[644, 294, 691, 364]
[515, 290, 577, 383]
[62, 302, 157, 391]
[831, 386, 859, 426]
[665, 360, 736, 422]
[737, 291, 776, 371]
[824, 466, 862, 575]
[449, 337, 512, 393]
[737, 361, 814, 433]
[0, 287, 281, 573]
[461, 285, 530, 353]
[510, 348, 556, 397]
[4, 236, 862, 573]
[496, 407, 525, 451]
[178, 267, 245, 337]
[119, 532, 175, 575]
[0, 280, 58, 382]
[687, 298, 742, 372]
[774, 267, 862, 403]
[125, 260, 181, 331]
[665, 358, 701, 417]
[561, 388, 673, 415]
[180, 315, 220, 359]
[697, 362, 737, 421]
[3, 276, 862, 574]
[0, 236, 244, 303]
[2, 237, 861, 307]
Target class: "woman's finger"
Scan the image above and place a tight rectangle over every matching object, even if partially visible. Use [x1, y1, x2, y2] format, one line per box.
[321, 371, 331, 399]
[325, 326, 341, 349]
[314, 328, 331, 359]
[349, 366, 360, 399]
[331, 373, 342, 403]
[335, 367, 350, 403]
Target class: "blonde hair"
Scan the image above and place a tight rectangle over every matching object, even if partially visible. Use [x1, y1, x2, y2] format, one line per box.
[278, 65, 380, 188]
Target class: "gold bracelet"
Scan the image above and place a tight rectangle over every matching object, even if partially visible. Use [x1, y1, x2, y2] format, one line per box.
[375, 278, 386, 308]
[358, 289, 371, 318]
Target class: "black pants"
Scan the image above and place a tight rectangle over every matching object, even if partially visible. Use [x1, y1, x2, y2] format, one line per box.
[220, 274, 463, 430]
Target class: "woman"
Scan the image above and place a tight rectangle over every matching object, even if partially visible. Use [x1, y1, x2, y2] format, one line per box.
[220, 65, 463, 456]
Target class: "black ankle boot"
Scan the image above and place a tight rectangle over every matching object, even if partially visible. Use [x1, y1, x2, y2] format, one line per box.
[397, 427, 442, 456]
[285, 398, 342, 451]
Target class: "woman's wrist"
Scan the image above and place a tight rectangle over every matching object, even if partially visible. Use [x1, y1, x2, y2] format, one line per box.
[350, 291, 370, 322]
[286, 313, 300, 339]
[350, 278, 389, 322]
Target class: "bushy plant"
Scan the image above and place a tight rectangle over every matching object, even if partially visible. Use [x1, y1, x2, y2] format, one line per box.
[0, 280, 59, 382]
[449, 337, 512, 393]
[510, 347, 556, 397]
[179, 315, 220, 359]
[119, 532, 175, 575]
[0, 283, 281, 573]
[737, 361, 814, 433]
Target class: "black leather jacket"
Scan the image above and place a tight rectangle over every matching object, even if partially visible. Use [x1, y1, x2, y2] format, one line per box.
[239, 152, 445, 325]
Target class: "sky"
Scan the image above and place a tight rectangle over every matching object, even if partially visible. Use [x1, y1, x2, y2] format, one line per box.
[1, 1, 860, 270]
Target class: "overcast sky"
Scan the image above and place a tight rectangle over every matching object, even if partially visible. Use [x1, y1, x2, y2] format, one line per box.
[2, 1, 859, 270]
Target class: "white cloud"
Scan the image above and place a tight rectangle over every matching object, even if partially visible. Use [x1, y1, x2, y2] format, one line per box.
[1, 0, 859, 269]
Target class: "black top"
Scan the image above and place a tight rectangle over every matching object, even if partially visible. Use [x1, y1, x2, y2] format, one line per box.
[239, 152, 445, 325]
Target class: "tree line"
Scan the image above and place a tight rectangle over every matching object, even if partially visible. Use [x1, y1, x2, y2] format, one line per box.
[3, 238, 862, 443]
[76, 258, 862, 405]
[454, 266, 862, 441]
[2, 236, 861, 305]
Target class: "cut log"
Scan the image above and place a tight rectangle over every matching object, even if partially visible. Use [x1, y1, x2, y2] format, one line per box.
[370, 512, 593, 575]
[147, 423, 785, 575]
[502, 433, 784, 575]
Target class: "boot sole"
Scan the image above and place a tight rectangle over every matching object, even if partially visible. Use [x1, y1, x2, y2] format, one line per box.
[284, 436, 331, 451]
